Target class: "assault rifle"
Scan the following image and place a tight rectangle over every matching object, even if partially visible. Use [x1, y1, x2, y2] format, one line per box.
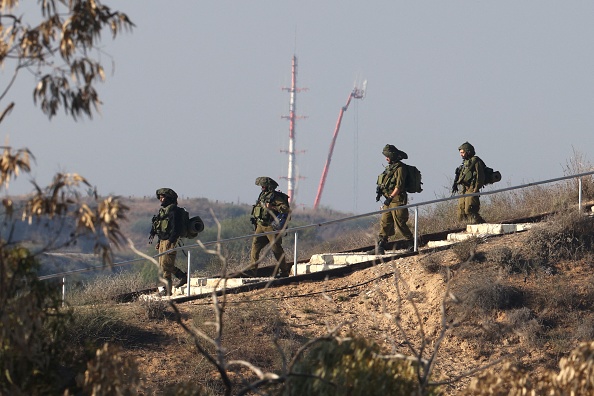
[451, 164, 463, 196]
[148, 215, 158, 244]
[375, 186, 382, 202]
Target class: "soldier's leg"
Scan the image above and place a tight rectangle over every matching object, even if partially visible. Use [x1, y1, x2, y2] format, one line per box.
[467, 196, 485, 224]
[159, 240, 177, 296]
[377, 211, 394, 254]
[458, 197, 467, 222]
[250, 224, 268, 268]
[173, 267, 187, 288]
[394, 206, 413, 241]
[265, 232, 289, 276]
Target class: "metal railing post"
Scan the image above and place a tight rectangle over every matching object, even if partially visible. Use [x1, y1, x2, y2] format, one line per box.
[413, 206, 418, 252]
[293, 232, 298, 276]
[187, 251, 191, 296]
[579, 178, 583, 213]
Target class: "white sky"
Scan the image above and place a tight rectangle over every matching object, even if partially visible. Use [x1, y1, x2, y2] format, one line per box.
[3, 1, 594, 214]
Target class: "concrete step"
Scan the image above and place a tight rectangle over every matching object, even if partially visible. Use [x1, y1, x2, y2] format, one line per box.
[427, 223, 533, 247]
[144, 222, 534, 300]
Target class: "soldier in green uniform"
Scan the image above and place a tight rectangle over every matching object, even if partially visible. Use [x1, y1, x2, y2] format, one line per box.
[374, 144, 414, 254]
[249, 177, 292, 277]
[454, 142, 486, 225]
[149, 188, 188, 296]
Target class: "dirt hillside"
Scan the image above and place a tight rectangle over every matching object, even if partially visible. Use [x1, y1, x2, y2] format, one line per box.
[110, 224, 594, 395]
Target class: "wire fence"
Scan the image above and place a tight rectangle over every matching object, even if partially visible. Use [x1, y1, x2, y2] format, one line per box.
[38, 170, 594, 282]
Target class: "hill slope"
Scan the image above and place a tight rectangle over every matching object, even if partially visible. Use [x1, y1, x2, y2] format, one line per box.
[100, 216, 594, 395]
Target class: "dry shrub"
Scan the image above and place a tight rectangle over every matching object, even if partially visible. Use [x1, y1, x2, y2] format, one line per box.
[489, 246, 531, 275]
[137, 296, 168, 320]
[284, 336, 437, 396]
[453, 276, 524, 312]
[525, 211, 594, 265]
[482, 183, 568, 222]
[193, 300, 300, 372]
[574, 317, 594, 341]
[418, 199, 459, 234]
[553, 341, 594, 394]
[463, 360, 552, 395]
[162, 382, 211, 396]
[418, 253, 443, 274]
[563, 148, 594, 201]
[506, 308, 542, 346]
[452, 237, 481, 262]
[77, 343, 142, 396]
[466, 341, 594, 395]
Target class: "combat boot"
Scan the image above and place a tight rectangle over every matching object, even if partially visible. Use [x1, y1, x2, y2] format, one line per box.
[376, 238, 389, 255]
[173, 268, 187, 288]
[404, 239, 415, 252]
[160, 278, 172, 297]
[468, 213, 486, 225]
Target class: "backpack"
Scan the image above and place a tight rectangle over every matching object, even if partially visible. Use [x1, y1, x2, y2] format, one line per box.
[483, 166, 502, 186]
[176, 207, 204, 239]
[404, 164, 423, 193]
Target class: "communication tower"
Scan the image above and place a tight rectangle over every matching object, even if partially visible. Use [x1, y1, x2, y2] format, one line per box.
[281, 55, 307, 204]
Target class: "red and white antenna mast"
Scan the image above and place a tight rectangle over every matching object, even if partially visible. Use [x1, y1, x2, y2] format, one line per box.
[281, 55, 307, 204]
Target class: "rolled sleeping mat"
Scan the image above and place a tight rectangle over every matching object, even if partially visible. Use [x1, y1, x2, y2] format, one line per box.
[189, 216, 204, 233]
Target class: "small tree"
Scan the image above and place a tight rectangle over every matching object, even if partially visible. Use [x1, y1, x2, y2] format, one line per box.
[0, 0, 134, 120]
[0, 1, 133, 393]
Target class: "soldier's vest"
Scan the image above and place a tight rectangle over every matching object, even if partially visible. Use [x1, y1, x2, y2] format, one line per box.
[457, 156, 484, 186]
[251, 191, 290, 226]
[376, 163, 402, 197]
[152, 204, 175, 239]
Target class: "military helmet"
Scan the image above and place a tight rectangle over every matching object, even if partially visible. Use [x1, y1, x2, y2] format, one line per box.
[382, 144, 408, 161]
[458, 141, 475, 156]
[255, 176, 279, 190]
[156, 188, 178, 200]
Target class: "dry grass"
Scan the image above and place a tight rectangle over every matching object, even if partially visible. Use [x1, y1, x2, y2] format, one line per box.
[67, 270, 152, 306]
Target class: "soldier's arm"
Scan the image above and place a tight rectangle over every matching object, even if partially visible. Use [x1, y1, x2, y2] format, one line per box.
[391, 166, 406, 197]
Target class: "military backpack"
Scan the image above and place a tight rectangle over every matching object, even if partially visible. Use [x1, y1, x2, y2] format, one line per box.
[403, 164, 423, 193]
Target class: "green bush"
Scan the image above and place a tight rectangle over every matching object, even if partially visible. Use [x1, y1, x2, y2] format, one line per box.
[283, 336, 438, 396]
[0, 246, 76, 394]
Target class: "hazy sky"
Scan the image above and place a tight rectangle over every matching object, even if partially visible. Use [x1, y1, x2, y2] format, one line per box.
[3, 1, 594, 214]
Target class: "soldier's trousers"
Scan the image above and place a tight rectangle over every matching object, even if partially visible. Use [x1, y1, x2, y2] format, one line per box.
[251, 223, 291, 275]
[458, 192, 485, 224]
[379, 200, 413, 243]
[158, 239, 178, 280]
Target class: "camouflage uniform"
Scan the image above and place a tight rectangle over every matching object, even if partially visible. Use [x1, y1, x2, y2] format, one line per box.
[455, 142, 486, 225]
[250, 177, 291, 277]
[376, 145, 414, 253]
[150, 188, 188, 295]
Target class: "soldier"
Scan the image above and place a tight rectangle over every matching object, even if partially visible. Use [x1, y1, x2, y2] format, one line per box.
[249, 177, 292, 277]
[453, 142, 486, 225]
[374, 144, 414, 254]
[149, 188, 188, 296]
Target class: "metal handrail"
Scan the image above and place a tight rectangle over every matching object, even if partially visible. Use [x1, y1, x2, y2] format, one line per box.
[38, 170, 594, 281]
